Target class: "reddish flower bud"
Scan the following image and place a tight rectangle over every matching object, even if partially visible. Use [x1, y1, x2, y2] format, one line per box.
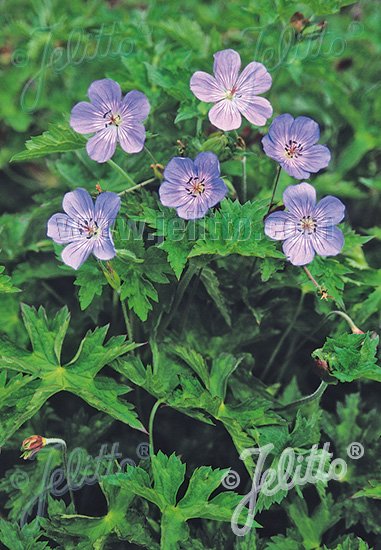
[314, 358, 336, 384]
[290, 12, 309, 33]
[20, 435, 47, 460]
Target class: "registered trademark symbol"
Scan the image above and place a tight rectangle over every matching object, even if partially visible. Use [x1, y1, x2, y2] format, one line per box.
[347, 442, 364, 460]
[136, 442, 150, 459]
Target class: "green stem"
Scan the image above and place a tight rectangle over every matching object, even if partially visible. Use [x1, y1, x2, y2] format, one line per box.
[159, 263, 200, 335]
[62, 442, 76, 513]
[267, 165, 282, 214]
[149, 399, 164, 458]
[263, 291, 304, 380]
[120, 299, 133, 340]
[196, 117, 203, 136]
[46, 438, 76, 512]
[303, 265, 322, 291]
[242, 154, 247, 203]
[179, 268, 203, 334]
[245, 165, 282, 284]
[107, 159, 135, 187]
[328, 310, 362, 333]
[118, 177, 156, 196]
[275, 381, 328, 412]
[144, 145, 158, 165]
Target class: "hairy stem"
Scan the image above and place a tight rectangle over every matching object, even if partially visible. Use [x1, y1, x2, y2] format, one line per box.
[144, 145, 158, 165]
[328, 310, 363, 333]
[149, 399, 164, 458]
[46, 438, 76, 513]
[159, 263, 200, 335]
[120, 299, 133, 340]
[118, 177, 156, 196]
[302, 265, 321, 291]
[263, 291, 305, 380]
[107, 159, 135, 187]
[242, 154, 247, 203]
[275, 381, 328, 412]
[267, 165, 282, 214]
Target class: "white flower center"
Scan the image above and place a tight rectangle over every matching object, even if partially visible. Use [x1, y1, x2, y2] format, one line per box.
[186, 176, 205, 197]
[284, 139, 304, 159]
[80, 219, 100, 239]
[103, 109, 122, 127]
[298, 215, 317, 235]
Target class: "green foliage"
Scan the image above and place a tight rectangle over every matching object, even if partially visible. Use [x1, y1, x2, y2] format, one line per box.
[312, 332, 381, 383]
[108, 451, 250, 549]
[0, 266, 20, 294]
[73, 260, 108, 310]
[0, 305, 145, 445]
[189, 199, 284, 259]
[40, 481, 158, 549]
[0, 518, 51, 550]
[286, 494, 342, 550]
[11, 121, 86, 162]
[1, 0, 380, 548]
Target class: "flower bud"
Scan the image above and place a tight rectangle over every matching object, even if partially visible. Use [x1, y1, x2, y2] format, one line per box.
[290, 12, 309, 33]
[20, 435, 47, 460]
[200, 133, 228, 155]
[151, 163, 164, 180]
[313, 358, 337, 384]
[101, 262, 121, 291]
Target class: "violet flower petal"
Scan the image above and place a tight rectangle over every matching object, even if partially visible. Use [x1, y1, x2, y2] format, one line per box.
[47, 213, 81, 244]
[213, 49, 241, 89]
[298, 144, 331, 175]
[63, 188, 94, 223]
[190, 71, 225, 102]
[283, 182, 317, 219]
[209, 99, 241, 131]
[94, 192, 121, 228]
[70, 102, 105, 134]
[159, 181, 192, 208]
[61, 239, 94, 270]
[290, 116, 320, 147]
[266, 113, 294, 146]
[313, 195, 345, 226]
[118, 123, 146, 154]
[87, 78, 122, 113]
[163, 157, 195, 186]
[120, 90, 150, 122]
[282, 233, 315, 266]
[264, 211, 297, 241]
[205, 177, 228, 207]
[194, 152, 220, 182]
[311, 226, 345, 257]
[176, 196, 210, 220]
[235, 61, 272, 95]
[281, 160, 313, 180]
[86, 126, 118, 162]
[235, 96, 273, 127]
[92, 234, 117, 261]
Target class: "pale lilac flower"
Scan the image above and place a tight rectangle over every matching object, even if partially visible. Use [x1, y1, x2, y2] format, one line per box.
[47, 188, 120, 270]
[264, 182, 345, 266]
[70, 79, 150, 163]
[159, 152, 228, 220]
[262, 114, 331, 179]
[190, 49, 272, 131]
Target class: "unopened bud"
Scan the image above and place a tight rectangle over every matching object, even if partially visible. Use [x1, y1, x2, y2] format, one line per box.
[200, 133, 228, 155]
[290, 12, 309, 33]
[314, 358, 337, 384]
[151, 163, 164, 180]
[20, 435, 47, 460]
[101, 262, 121, 291]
